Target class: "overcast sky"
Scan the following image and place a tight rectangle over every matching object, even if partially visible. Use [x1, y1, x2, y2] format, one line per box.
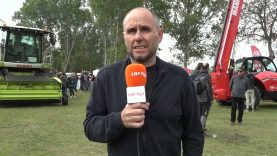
[0, 0, 25, 26]
[0, 0, 274, 68]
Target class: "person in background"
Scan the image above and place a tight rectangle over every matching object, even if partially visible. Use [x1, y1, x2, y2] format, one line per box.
[83, 7, 204, 156]
[59, 72, 68, 98]
[68, 74, 76, 98]
[245, 73, 255, 111]
[72, 72, 78, 92]
[190, 62, 203, 80]
[229, 67, 248, 125]
[80, 72, 85, 92]
[89, 74, 95, 91]
[196, 63, 213, 132]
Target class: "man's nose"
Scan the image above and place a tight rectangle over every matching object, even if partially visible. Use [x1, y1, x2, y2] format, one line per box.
[134, 31, 143, 41]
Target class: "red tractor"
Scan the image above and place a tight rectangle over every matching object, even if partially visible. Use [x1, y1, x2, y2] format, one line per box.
[210, 0, 277, 107]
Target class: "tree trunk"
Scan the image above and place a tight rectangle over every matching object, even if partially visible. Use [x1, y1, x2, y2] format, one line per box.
[64, 31, 77, 72]
[267, 39, 275, 60]
[102, 34, 107, 66]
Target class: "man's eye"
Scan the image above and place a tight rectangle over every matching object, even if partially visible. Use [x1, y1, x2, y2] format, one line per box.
[141, 27, 150, 32]
[127, 28, 136, 34]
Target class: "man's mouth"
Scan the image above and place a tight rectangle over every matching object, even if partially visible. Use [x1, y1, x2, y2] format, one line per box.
[134, 45, 147, 49]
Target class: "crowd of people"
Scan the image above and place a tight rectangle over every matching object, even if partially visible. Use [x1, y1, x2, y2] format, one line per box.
[57, 72, 95, 99]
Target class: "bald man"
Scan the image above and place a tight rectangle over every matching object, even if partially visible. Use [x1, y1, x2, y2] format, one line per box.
[84, 7, 204, 156]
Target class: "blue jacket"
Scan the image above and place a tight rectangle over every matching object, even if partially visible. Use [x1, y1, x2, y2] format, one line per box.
[83, 57, 204, 156]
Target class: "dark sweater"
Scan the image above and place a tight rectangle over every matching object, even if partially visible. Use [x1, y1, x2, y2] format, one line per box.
[83, 57, 204, 156]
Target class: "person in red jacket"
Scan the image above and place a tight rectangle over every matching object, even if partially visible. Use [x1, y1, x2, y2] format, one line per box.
[83, 7, 204, 156]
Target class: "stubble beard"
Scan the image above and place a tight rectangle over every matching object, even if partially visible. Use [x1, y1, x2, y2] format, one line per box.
[129, 49, 157, 64]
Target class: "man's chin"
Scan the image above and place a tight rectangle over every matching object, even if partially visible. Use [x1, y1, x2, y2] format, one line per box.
[130, 54, 147, 61]
[129, 51, 156, 63]
[133, 57, 147, 63]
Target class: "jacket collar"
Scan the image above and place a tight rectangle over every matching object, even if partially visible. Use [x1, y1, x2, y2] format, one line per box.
[121, 56, 167, 73]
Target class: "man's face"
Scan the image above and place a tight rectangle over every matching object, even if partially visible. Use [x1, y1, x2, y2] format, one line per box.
[123, 9, 163, 65]
[238, 69, 244, 77]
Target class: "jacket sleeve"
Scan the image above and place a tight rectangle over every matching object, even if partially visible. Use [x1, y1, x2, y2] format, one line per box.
[83, 72, 126, 143]
[182, 80, 204, 156]
[229, 76, 234, 91]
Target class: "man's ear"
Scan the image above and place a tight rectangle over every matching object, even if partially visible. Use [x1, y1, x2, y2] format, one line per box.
[122, 32, 127, 45]
[158, 28, 164, 43]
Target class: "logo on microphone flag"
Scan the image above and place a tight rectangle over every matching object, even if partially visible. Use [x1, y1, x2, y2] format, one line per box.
[126, 86, 146, 103]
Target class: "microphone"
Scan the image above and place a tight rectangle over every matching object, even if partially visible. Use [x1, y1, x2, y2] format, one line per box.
[125, 63, 147, 104]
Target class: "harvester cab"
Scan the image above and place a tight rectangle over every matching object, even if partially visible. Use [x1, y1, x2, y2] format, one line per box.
[0, 25, 67, 105]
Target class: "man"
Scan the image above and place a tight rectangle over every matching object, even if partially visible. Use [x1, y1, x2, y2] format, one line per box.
[59, 72, 68, 97]
[83, 7, 204, 156]
[195, 63, 213, 132]
[245, 73, 255, 112]
[229, 67, 248, 125]
[190, 62, 203, 80]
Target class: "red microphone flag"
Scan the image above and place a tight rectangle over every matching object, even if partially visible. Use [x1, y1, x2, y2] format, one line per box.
[125, 64, 147, 103]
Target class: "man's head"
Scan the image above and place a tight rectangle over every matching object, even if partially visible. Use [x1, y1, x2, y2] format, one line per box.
[202, 63, 209, 71]
[195, 62, 203, 70]
[123, 7, 163, 67]
[237, 67, 244, 77]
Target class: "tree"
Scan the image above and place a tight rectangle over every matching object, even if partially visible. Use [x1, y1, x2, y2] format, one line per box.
[12, 0, 226, 70]
[166, 0, 226, 67]
[12, 0, 58, 29]
[89, 0, 143, 66]
[55, 0, 91, 72]
[239, 0, 277, 60]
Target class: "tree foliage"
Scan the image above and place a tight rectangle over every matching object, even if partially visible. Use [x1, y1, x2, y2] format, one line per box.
[11, 0, 232, 70]
[13, 0, 98, 72]
[89, 0, 144, 66]
[167, 0, 226, 67]
[239, 0, 277, 60]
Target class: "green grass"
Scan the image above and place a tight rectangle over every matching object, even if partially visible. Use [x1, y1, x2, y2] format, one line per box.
[204, 101, 277, 156]
[0, 92, 107, 156]
[0, 92, 277, 156]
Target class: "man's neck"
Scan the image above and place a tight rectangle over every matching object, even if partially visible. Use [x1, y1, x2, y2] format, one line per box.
[130, 56, 157, 67]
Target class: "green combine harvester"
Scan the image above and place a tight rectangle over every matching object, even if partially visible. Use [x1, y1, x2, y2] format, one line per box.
[0, 24, 67, 105]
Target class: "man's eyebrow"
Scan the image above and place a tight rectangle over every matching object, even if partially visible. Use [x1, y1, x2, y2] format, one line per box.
[126, 26, 136, 30]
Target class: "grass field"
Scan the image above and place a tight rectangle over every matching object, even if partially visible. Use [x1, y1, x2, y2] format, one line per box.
[0, 91, 276, 156]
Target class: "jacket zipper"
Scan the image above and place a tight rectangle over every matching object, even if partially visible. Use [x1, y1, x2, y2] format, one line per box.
[141, 69, 166, 156]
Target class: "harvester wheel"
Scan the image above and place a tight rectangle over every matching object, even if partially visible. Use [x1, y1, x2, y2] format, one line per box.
[62, 94, 69, 106]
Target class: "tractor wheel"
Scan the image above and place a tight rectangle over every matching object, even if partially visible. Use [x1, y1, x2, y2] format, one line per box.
[217, 100, 231, 106]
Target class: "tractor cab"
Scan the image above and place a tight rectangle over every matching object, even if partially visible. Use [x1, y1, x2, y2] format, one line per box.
[234, 56, 277, 73]
[234, 56, 277, 105]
